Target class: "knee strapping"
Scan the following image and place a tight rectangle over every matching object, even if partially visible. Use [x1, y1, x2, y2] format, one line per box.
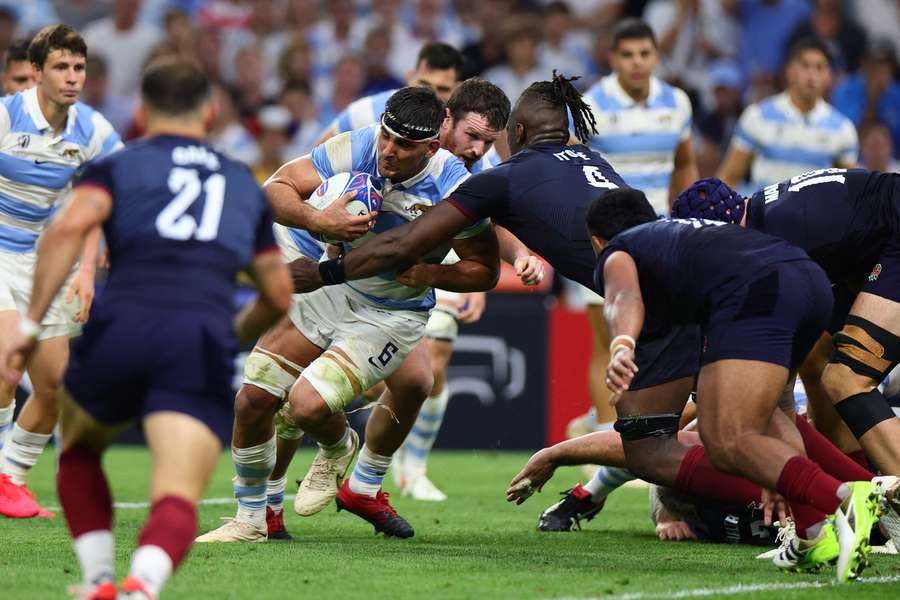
[303, 350, 365, 414]
[425, 309, 458, 341]
[830, 315, 900, 381]
[614, 413, 681, 441]
[834, 389, 897, 439]
[242, 348, 303, 400]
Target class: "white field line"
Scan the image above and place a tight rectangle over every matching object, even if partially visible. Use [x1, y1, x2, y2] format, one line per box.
[43, 495, 293, 512]
[551, 575, 900, 600]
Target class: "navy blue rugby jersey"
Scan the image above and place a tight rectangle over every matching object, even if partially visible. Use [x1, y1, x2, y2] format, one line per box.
[596, 219, 809, 326]
[447, 142, 628, 290]
[75, 134, 276, 316]
[746, 168, 900, 283]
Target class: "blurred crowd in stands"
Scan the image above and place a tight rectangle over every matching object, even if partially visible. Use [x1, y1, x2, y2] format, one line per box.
[1, 0, 898, 183]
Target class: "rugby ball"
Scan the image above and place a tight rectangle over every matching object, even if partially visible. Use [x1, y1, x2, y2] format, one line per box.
[307, 172, 382, 244]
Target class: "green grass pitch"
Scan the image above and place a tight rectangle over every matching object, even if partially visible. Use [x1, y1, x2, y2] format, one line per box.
[2, 446, 900, 599]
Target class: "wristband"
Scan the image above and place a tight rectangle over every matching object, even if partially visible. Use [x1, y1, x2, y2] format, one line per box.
[609, 335, 637, 354]
[19, 317, 42, 340]
[318, 257, 346, 286]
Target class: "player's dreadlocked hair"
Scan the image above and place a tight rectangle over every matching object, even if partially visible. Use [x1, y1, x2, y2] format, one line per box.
[520, 71, 598, 143]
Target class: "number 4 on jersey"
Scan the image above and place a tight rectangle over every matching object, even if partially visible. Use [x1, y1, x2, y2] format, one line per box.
[156, 167, 226, 241]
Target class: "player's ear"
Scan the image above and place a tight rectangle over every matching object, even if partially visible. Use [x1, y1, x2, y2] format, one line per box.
[133, 102, 148, 133]
[425, 139, 441, 157]
[202, 97, 220, 132]
[441, 107, 453, 131]
[590, 234, 606, 255]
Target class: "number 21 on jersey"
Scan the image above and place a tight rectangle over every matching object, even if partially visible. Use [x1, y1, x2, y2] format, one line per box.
[156, 167, 226, 241]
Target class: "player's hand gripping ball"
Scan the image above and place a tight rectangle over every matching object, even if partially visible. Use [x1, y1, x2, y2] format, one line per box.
[307, 172, 382, 243]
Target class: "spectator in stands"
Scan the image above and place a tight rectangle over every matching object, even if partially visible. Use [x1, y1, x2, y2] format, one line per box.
[52, 0, 111, 30]
[230, 45, 272, 119]
[162, 7, 195, 59]
[718, 38, 858, 192]
[0, 7, 18, 61]
[860, 122, 900, 173]
[209, 83, 259, 166]
[484, 16, 544, 104]
[832, 39, 900, 159]
[221, 0, 287, 97]
[1, 38, 33, 95]
[848, 0, 900, 64]
[194, 25, 224, 83]
[643, 0, 740, 94]
[252, 104, 293, 183]
[278, 36, 313, 89]
[722, 0, 811, 100]
[0, 1, 58, 34]
[317, 54, 367, 127]
[361, 24, 404, 96]
[460, 1, 514, 79]
[83, 0, 162, 101]
[284, 0, 318, 33]
[82, 54, 134, 137]
[785, 0, 867, 76]
[279, 80, 320, 157]
[307, 0, 360, 101]
[538, 2, 592, 83]
[696, 59, 744, 177]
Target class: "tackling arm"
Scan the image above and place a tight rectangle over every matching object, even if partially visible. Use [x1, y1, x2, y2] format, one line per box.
[395, 225, 501, 292]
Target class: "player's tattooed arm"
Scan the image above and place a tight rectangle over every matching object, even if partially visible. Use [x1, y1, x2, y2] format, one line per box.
[602, 251, 644, 395]
[395, 226, 500, 292]
[264, 156, 373, 241]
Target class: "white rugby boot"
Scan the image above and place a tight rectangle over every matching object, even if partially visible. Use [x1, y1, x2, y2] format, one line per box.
[195, 517, 267, 543]
[293, 429, 359, 516]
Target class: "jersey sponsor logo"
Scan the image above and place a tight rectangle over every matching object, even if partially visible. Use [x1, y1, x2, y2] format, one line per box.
[869, 263, 882, 282]
[17, 134, 29, 149]
[61, 148, 80, 159]
[407, 202, 433, 218]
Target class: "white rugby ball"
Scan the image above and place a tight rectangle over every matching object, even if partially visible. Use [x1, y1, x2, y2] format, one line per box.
[307, 172, 382, 244]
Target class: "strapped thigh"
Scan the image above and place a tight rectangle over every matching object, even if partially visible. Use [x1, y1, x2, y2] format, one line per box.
[829, 314, 900, 381]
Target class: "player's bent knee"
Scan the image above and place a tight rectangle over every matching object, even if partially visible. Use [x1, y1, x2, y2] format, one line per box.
[827, 315, 900, 391]
[235, 384, 281, 421]
[241, 348, 303, 402]
[301, 349, 371, 414]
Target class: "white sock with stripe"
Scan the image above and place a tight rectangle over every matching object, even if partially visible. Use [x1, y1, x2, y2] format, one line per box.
[348, 445, 392, 497]
[0, 401, 14, 463]
[583, 466, 635, 502]
[266, 475, 287, 515]
[402, 386, 449, 478]
[232, 435, 276, 528]
[73, 530, 115, 589]
[3, 423, 52, 485]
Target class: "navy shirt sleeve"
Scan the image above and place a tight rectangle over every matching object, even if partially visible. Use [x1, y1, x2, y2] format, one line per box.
[74, 154, 116, 195]
[446, 164, 512, 221]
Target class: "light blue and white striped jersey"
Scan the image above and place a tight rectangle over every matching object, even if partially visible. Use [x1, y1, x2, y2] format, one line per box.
[0, 87, 122, 253]
[731, 92, 858, 192]
[330, 89, 397, 135]
[288, 124, 485, 312]
[582, 75, 692, 216]
[470, 146, 503, 174]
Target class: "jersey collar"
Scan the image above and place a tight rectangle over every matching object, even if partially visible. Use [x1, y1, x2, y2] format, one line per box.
[775, 91, 830, 123]
[604, 74, 662, 108]
[23, 86, 78, 138]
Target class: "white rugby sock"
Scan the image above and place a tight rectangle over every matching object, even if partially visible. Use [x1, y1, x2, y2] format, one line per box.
[349, 445, 392, 497]
[0, 401, 14, 462]
[584, 466, 635, 502]
[266, 475, 287, 515]
[129, 545, 172, 597]
[232, 435, 276, 528]
[3, 424, 51, 485]
[74, 530, 115, 589]
[318, 426, 351, 459]
[402, 386, 449, 478]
